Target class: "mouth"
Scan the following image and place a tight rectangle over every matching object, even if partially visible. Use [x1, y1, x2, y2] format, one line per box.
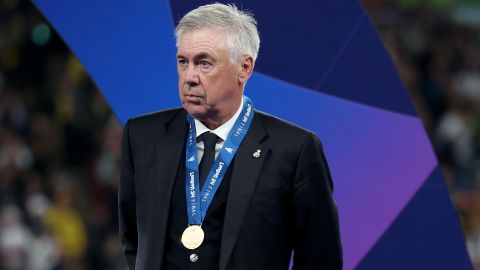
[184, 94, 203, 104]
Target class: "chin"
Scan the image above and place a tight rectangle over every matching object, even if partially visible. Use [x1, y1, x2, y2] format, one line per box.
[183, 103, 208, 120]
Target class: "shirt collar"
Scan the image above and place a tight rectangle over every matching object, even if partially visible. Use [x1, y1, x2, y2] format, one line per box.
[195, 99, 244, 141]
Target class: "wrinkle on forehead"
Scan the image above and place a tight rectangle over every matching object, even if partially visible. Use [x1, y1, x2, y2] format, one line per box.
[177, 28, 228, 58]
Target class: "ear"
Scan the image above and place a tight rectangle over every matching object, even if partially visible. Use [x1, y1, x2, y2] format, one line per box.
[238, 55, 254, 84]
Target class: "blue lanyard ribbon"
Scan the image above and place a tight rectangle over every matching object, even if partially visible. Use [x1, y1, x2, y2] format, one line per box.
[185, 96, 254, 225]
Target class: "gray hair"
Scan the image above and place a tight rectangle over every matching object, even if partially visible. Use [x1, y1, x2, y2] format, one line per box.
[175, 3, 260, 63]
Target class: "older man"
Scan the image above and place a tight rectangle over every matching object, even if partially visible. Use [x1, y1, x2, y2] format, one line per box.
[118, 3, 342, 270]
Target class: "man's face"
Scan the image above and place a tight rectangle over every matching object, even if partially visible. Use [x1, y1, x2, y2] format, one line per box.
[177, 28, 243, 122]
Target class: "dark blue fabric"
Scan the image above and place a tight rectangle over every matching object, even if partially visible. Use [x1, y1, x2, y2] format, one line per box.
[169, 0, 417, 116]
[357, 167, 473, 270]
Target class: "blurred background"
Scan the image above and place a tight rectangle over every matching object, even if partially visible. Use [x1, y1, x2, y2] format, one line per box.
[0, 0, 479, 269]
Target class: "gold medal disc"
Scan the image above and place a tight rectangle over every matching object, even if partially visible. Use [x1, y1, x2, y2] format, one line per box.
[181, 225, 204, 250]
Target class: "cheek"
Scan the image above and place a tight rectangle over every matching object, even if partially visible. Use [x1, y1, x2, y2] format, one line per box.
[178, 73, 184, 85]
[178, 80, 183, 96]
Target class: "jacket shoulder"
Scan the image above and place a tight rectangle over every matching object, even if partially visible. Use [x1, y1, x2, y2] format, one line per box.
[126, 108, 184, 130]
[254, 110, 324, 153]
[255, 110, 316, 138]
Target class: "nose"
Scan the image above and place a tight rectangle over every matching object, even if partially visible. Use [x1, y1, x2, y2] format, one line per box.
[184, 64, 200, 86]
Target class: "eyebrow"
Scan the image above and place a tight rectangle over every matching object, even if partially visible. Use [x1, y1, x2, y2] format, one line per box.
[176, 52, 215, 62]
[194, 53, 214, 61]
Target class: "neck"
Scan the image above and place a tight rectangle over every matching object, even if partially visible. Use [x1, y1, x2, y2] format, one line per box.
[201, 99, 242, 130]
[201, 110, 235, 130]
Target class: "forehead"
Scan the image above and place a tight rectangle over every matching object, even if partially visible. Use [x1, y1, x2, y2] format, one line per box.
[177, 28, 228, 57]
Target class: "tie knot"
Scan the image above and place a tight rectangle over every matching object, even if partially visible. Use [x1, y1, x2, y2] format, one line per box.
[201, 132, 218, 150]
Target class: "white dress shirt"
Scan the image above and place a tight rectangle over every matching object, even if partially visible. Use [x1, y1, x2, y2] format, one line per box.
[195, 100, 244, 163]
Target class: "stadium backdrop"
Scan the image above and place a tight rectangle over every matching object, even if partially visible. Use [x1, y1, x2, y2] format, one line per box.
[33, 0, 473, 269]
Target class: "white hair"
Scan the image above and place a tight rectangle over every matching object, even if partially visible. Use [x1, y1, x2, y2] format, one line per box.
[175, 3, 260, 63]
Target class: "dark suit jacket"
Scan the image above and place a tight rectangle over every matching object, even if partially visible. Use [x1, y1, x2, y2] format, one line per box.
[118, 108, 343, 270]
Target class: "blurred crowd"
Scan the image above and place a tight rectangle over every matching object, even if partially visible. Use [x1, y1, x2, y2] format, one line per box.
[364, 0, 480, 268]
[0, 1, 125, 269]
[1, 0, 480, 269]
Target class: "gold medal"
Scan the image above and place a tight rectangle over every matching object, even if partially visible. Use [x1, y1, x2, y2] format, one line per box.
[181, 225, 204, 250]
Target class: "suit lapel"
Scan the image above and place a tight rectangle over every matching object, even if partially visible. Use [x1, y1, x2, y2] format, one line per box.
[219, 112, 270, 270]
[154, 109, 187, 267]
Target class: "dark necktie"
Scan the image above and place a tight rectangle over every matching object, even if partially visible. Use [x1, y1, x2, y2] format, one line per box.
[199, 132, 218, 189]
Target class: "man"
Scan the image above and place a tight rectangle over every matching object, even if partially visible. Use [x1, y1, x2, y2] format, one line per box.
[119, 3, 342, 270]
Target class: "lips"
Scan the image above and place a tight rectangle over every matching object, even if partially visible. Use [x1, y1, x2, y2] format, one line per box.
[185, 94, 202, 98]
[184, 94, 203, 104]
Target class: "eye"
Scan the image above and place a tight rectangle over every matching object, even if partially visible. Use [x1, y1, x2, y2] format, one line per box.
[178, 58, 188, 66]
[199, 59, 212, 68]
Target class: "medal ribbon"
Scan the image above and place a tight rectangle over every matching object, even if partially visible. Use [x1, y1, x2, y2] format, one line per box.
[185, 96, 254, 225]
